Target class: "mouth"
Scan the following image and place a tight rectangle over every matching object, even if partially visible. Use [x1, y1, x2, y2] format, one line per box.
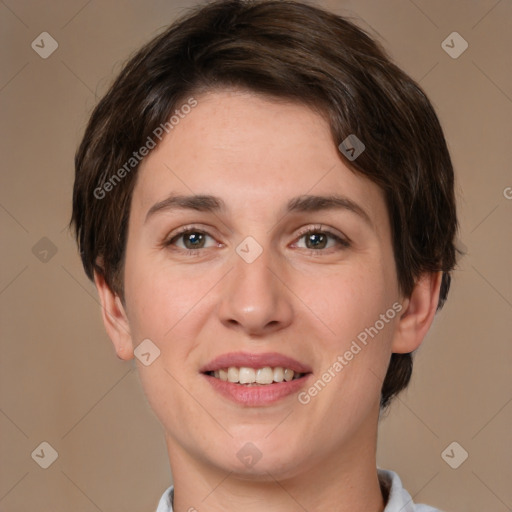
[204, 366, 307, 385]
[200, 352, 312, 406]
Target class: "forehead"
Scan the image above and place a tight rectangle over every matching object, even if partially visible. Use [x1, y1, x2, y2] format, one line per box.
[132, 89, 385, 223]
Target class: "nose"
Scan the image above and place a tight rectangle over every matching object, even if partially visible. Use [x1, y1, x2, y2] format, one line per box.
[216, 242, 294, 336]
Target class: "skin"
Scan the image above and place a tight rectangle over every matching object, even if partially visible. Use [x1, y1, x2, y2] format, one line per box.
[95, 89, 442, 512]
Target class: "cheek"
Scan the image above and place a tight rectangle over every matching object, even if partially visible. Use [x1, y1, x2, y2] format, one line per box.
[123, 244, 205, 340]
[122, 249, 223, 407]
[122, 253, 205, 426]
[299, 258, 397, 403]
[299, 261, 392, 344]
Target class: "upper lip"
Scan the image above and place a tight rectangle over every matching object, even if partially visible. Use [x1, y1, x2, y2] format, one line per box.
[200, 351, 312, 374]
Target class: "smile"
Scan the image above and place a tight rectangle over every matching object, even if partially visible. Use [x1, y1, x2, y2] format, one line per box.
[206, 366, 305, 385]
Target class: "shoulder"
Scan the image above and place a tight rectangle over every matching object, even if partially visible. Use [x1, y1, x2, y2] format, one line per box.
[155, 484, 174, 512]
[378, 469, 444, 512]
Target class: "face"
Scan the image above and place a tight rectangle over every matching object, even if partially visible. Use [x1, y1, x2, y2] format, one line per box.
[117, 89, 405, 479]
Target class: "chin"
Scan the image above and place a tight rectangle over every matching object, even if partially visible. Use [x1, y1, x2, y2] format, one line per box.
[211, 437, 311, 480]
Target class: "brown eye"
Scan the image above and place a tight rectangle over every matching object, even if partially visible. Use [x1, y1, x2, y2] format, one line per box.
[180, 231, 206, 249]
[165, 229, 217, 252]
[294, 229, 350, 251]
[304, 232, 329, 249]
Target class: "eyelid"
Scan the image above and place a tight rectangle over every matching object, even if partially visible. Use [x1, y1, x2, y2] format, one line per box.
[293, 224, 351, 246]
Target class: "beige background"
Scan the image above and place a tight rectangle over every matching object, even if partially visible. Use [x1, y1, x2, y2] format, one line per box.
[1, 0, 511, 510]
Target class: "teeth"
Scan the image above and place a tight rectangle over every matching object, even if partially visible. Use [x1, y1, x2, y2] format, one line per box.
[239, 367, 256, 384]
[227, 367, 239, 382]
[273, 367, 284, 382]
[284, 368, 294, 382]
[256, 367, 274, 384]
[210, 366, 304, 384]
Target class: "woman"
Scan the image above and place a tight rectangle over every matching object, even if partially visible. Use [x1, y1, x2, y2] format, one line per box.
[71, 1, 458, 510]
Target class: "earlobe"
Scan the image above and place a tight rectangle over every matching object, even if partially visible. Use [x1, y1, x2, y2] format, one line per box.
[93, 270, 134, 361]
[391, 271, 443, 354]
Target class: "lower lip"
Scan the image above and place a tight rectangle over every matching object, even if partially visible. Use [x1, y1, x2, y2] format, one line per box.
[203, 373, 311, 406]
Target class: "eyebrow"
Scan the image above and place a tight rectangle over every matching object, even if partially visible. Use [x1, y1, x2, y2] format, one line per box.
[145, 193, 372, 227]
[145, 194, 227, 223]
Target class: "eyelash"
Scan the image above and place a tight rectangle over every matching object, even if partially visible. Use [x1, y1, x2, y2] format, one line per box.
[163, 224, 351, 256]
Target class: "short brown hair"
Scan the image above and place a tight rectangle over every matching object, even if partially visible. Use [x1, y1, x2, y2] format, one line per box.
[71, 0, 458, 408]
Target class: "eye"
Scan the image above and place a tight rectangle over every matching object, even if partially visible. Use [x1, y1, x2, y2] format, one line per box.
[293, 225, 350, 252]
[162, 224, 350, 256]
[164, 227, 218, 252]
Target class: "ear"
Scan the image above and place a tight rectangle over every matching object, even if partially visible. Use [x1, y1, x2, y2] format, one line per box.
[93, 270, 134, 361]
[391, 271, 443, 354]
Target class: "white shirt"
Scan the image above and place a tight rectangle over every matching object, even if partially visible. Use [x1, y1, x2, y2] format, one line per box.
[155, 469, 442, 511]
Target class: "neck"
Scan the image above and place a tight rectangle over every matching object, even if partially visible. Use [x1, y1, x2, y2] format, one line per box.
[165, 424, 385, 512]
